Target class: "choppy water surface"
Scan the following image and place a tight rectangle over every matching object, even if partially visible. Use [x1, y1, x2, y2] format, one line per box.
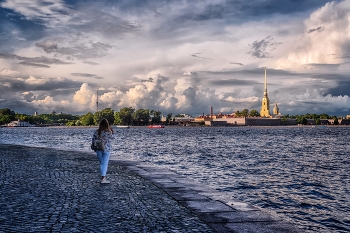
[1, 126, 349, 232]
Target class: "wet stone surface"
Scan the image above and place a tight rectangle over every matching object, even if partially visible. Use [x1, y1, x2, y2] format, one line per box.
[0, 144, 214, 233]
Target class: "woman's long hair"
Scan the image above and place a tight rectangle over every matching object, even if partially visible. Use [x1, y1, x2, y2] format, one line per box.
[98, 118, 113, 136]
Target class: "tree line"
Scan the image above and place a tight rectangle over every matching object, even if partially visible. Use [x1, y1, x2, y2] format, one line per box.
[0, 107, 342, 126]
[0, 107, 169, 126]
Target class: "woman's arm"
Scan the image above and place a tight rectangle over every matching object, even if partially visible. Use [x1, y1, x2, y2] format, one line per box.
[101, 131, 115, 140]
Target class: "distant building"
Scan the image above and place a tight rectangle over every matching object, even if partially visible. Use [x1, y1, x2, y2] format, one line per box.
[174, 114, 194, 122]
[160, 115, 167, 122]
[205, 117, 282, 126]
[7, 120, 33, 127]
[273, 103, 279, 115]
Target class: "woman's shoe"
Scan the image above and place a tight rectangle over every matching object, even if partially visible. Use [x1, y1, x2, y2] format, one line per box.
[100, 177, 110, 184]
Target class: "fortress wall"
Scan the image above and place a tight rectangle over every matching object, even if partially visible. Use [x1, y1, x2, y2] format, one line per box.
[320, 119, 330, 124]
[340, 119, 350, 125]
[208, 121, 227, 126]
[283, 119, 297, 125]
[307, 119, 316, 125]
[245, 118, 281, 126]
[224, 118, 246, 125]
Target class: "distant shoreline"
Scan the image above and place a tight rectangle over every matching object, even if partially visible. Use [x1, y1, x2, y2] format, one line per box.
[2, 124, 349, 129]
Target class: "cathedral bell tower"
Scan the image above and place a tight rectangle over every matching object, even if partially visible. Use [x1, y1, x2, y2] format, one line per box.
[273, 102, 280, 115]
[260, 66, 270, 117]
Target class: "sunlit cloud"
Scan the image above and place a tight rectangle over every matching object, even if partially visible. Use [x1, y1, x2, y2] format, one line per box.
[0, 0, 349, 117]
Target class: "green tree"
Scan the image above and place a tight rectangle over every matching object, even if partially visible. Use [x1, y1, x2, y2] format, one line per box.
[296, 116, 307, 125]
[0, 108, 15, 124]
[80, 112, 94, 126]
[114, 111, 122, 125]
[0, 108, 15, 117]
[241, 109, 249, 117]
[93, 111, 102, 125]
[0, 114, 12, 125]
[66, 121, 75, 126]
[320, 113, 330, 119]
[150, 110, 162, 124]
[133, 108, 150, 126]
[117, 107, 135, 125]
[249, 109, 260, 117]
[166, 113, 172, 124]
[316, 118, 321, 125]
[100, 108, 115, 125]
[93, 108, 114, 125]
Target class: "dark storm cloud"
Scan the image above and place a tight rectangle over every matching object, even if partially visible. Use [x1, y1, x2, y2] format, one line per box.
[296, 100, 349, 116]
[307, 63, 341, 69]
[171, 0, 332, 24]
[30, 55, 71, 64]
[70, 73, 103, 79]
[69, 3, 140, 39]
[236, 0, 332, 17]
[40, 41, 113, 59]
[0, 76, 82, 93]
[0, 9, 46, 49]
[18, 61, 51, 68]
[0, 53, 72, 67]
[0, 76, 84, 114]
[76, 17, 139, 39]
[248, 36, 282, 59]
[340, 54, 350, 59]
[310, 73, 350, 82]
[0, 100, 38, 115]
[35, 39, 59, 52]
[193, 4, 225, 21]
[182, 87, 196, 104]
[210, 79, 260, 86]
[83, 60, 99, 65]
[191, 54, 213, 60]
[230, 62, 244, 66]
[325, 81, 350, 97]
[205, 67, 302, 77]
[307, 26, 325, 34]
[141, 77, 154, 83]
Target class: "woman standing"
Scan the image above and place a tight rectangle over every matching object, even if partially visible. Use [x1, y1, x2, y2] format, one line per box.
[92, 118, 115, 184]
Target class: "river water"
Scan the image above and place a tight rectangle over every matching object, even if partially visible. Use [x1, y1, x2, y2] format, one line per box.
[1, 126, 349, 232]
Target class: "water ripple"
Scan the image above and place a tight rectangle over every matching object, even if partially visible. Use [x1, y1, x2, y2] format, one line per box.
[1, 126, 350, 232]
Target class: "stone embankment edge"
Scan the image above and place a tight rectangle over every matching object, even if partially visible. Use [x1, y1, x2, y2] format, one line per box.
[110, 157, 304, 233]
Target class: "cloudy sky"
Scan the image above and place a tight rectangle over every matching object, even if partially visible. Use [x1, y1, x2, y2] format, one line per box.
[1, 0, 350, 117]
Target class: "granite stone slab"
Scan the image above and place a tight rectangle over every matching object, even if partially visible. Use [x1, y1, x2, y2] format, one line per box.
[182, 200, 236, 213]
[197, 210, 282, 223]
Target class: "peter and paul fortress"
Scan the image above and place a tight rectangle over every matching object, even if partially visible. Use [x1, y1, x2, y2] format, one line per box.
[188, 66, 349, 126]
[196, 66, 290, 126]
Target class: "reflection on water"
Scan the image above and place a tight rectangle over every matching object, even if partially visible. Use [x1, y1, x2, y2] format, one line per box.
[1, 126, 350, 233]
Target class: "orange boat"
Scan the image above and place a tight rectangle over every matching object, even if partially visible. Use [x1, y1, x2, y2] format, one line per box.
[147, 125, 164, 128]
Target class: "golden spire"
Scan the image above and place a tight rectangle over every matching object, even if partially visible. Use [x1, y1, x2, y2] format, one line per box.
[260, 66, 270, 117]
[264, 66, 268, 97]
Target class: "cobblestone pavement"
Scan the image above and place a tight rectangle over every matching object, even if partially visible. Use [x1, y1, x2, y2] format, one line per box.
[0, 144, 215, 233]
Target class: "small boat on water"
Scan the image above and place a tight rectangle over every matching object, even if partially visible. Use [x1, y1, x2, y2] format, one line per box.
[147, 125, 164, 128]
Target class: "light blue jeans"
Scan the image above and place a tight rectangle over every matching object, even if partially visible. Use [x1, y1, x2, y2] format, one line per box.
[96, 150, 111, 176]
